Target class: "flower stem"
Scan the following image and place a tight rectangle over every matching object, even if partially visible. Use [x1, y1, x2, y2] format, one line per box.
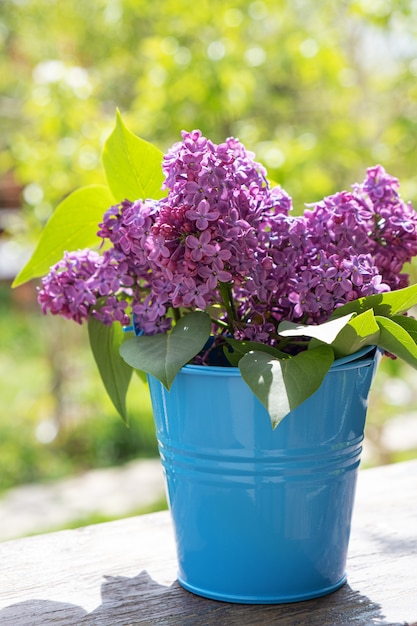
[172, 307, 181, 323]
[211, 317, 229, 329]
[219, 281, 236, 334]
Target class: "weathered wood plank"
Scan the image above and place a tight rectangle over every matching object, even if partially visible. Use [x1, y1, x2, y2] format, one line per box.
[0, 461, 416, 625]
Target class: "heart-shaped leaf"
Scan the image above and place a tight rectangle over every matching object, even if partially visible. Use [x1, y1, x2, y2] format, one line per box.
[120, 311, 212, 389]
[88, 315, 133, 424]
[239, 345, 334, 428]
[13, 185, 114, 287]
[102, 110, 166, 202]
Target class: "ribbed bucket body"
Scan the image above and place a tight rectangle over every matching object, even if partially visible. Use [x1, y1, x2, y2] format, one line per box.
[148, 347, 379, 604]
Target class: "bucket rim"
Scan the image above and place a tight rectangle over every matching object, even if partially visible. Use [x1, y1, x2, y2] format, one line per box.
[181, 345, 377, 377]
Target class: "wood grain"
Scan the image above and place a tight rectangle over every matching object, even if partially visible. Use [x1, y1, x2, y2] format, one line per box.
[0, 460, 416, 625]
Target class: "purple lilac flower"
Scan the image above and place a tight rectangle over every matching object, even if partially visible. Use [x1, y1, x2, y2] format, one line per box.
[111, 129, 286, 333]
[37, 249, 131, 326]
[186, 199, 219, 230]
[353, 166, 417, 286]
[93, 296, 130, 325]
[38, 129, 417, 352]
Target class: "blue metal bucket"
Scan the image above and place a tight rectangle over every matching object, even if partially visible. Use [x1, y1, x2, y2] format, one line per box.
[148, 346, 379, 604]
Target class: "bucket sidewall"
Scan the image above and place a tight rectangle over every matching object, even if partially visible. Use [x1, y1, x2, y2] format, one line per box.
[148, 348, 379, 603]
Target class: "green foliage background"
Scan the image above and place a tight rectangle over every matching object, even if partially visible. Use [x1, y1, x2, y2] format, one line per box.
[1, 0, 417, 491]
[0, 284, 158, 492]
[2, 0, 417, 221]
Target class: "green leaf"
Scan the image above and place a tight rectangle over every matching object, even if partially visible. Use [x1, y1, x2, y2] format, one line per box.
[88, 316, 133, 424]
[330, 309, 380, 357]
[134, 368, 148, 385]
[390, 314, 417, 342]
[239, 345, 334, 429]
[120, 311, 212, 389]
[278, 313, 354, 344]
[330, 283, 417, 319]
[102, 110, 166, 202]
[376, 316, 417, 369]
[12, 185, 114, 287]
[223, 337, 287, 366]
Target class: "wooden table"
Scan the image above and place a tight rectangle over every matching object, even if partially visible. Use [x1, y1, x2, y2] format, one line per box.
[0, 460, 416, 625]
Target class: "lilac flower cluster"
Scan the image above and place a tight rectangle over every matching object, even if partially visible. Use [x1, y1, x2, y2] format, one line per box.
[93, 131, 288, 334]
[38, 249, 131, 326]
[38, 130, 417, 353]
[237, 170, 417, 339]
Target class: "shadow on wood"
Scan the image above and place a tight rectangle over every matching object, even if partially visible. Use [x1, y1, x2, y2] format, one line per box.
[0, 569, 407, 626]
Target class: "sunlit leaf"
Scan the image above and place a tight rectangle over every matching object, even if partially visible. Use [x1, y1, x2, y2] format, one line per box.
[390, 314, 417, 343]
[376, 316, 417, 369]
[239, 345, 334, 429]
[331, 284, 417, 319]
[278, 313, 354, 344]
[330, 309, 380, 357]
[13, 185, 113, 287]
[102, 110, 166, 202]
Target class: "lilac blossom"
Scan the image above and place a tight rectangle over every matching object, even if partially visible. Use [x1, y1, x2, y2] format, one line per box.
[37, 249, 131, 326]
[38, 131, 417, 355]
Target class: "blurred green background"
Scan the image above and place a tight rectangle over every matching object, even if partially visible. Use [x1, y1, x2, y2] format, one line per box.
[1, 0, 417, 501]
